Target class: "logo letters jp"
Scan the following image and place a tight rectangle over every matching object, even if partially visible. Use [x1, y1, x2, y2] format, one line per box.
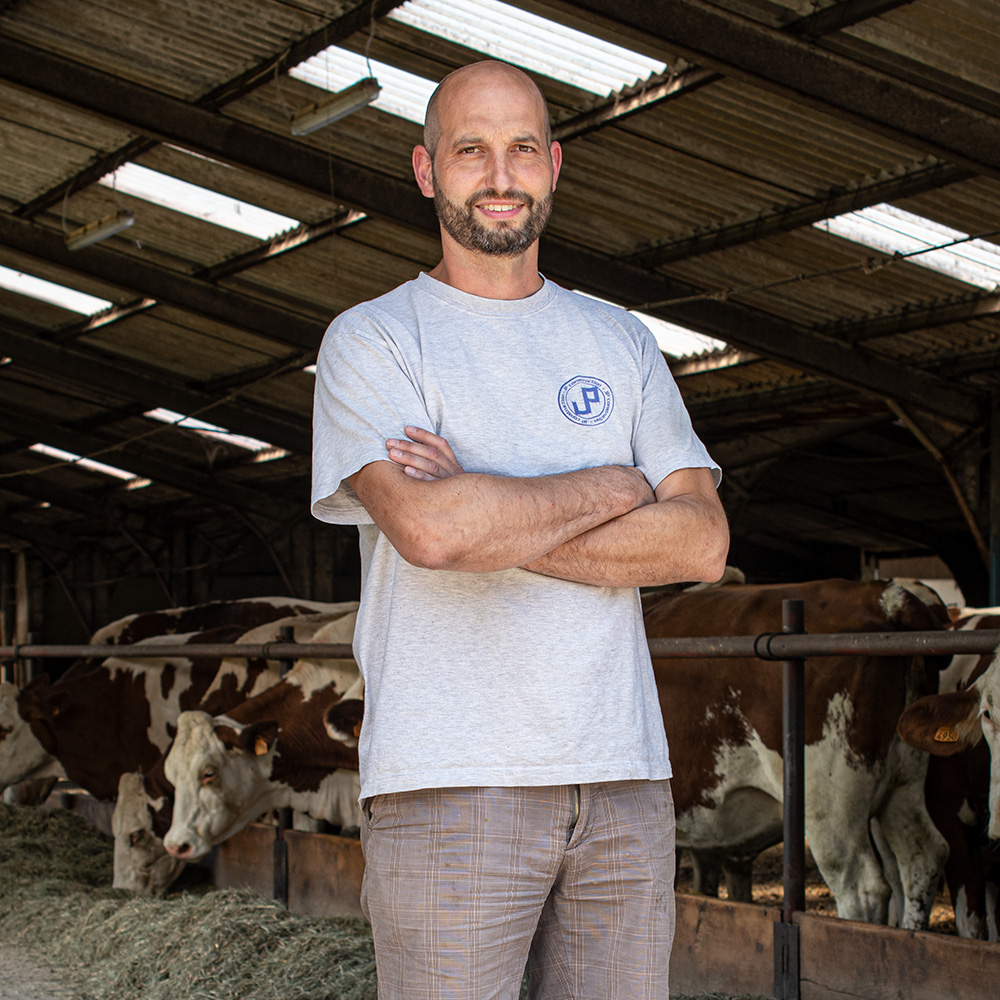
[558, 376, 614, 426]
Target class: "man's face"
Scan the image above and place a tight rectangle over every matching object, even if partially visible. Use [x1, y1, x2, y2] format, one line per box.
[415, 65, 562, 259]
[431, 168, 553, 257]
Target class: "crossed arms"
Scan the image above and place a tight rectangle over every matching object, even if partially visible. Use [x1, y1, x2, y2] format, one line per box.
[347, 426, 729, 589]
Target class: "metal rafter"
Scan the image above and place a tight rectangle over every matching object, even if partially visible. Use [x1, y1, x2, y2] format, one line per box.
[0, 38, 988, 425]
[0, 407, 298, 522]
[567, 0, 1000, 180]
[0, 321, 312, 455]
[14, 0, 409, 219]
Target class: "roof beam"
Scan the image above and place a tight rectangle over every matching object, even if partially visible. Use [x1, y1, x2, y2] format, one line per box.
[539, 241, 987, 426]
[0, 321, 312, 455]
[0, 37, 437, 236]
[0, 214, 326, 352]
[14, 0, 409, 218]
[0, 407, 297, 522]
[624, 161, 971, 267]
[567, 0, 1000, 180]
[0, 39, 986, 425]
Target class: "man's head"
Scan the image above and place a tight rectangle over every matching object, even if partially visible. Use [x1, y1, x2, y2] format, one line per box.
[413, 61, 561, 258]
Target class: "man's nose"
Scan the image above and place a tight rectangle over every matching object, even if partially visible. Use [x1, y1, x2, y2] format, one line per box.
[484, 151, 515, 191]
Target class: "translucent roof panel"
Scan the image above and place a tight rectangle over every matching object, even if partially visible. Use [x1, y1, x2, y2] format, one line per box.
[100, 164, 301, 240]
[145, 408, 286, 457]
[574, 290, 727, 357]
[29, 443, 146, 485]
[289, 47, 437, 124]
[0, 265, 112, 315]
[388, 0, 667, 96]
[814, 204, 1000, 291]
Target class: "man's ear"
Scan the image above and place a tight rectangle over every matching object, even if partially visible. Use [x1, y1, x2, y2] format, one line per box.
[549, 140, 563, 191]
[413, 144, 435, 198]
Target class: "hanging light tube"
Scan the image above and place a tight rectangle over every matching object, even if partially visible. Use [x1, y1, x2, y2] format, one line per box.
[65, 209, 135, 251]
[290, 77, 381, 136]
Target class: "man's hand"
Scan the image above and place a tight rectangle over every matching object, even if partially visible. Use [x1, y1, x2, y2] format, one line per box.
[386, 426, 465, 480]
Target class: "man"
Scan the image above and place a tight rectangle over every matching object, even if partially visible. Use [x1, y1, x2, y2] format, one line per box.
[312, 60, 728, 1000]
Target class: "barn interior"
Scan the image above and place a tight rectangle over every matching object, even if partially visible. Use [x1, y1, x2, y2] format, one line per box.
[1, 0, 999, 646]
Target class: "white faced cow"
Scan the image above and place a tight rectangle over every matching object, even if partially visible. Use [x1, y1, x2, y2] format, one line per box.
[643, 577, 950, 930]
[110, 605, 359, 895]
[897, 615, 1000, 939]
[163, 657, 363, 862]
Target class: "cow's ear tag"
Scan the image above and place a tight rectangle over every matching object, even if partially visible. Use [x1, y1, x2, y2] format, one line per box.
[934, 725, 960, 743]
[254, 735, 270, 756]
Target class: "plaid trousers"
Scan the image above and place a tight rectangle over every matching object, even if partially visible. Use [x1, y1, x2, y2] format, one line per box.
[359, 780, 676, 1000]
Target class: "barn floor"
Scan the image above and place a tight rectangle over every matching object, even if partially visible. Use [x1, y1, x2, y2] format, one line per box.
[676, 843, 957, 935]
[0, 945, 81, 999]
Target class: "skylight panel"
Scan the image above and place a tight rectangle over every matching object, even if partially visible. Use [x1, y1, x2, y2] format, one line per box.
[388, 0, 667, 96]
[100, 164, 300, 240]
[30, 443, 149, 488]
[814, 204, 1000, 291]
[0, 265, 112, 315]
[145, 408, 289, 460]
[289, 46, 437, 124]
[574, 290, 727, 357]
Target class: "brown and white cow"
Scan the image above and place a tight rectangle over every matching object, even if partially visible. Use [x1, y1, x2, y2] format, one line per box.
[110, 606, 359, 894]
[897, 611, 1000, 939]
[643, 577, 950, 929]
[162, 657, 363, 862]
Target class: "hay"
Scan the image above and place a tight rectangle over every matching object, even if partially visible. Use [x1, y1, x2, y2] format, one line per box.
[0, 804, 768, 1000]
[0, 804, 376, 1000]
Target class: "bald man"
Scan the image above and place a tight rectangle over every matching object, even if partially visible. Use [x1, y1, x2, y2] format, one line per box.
[312, 60, 729, 999]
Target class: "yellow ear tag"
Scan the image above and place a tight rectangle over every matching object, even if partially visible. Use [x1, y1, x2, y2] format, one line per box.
[254, 735, 270, 756]
[934, 726, 960, 743]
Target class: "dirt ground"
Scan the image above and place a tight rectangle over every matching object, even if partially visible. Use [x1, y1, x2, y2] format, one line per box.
[675, 842, 957, 935]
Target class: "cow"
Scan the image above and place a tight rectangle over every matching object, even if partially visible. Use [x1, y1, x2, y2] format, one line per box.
[0, 597, 355, 797]
[896, 611, 1000, 939]
[642, 577, 950, 930]
[162, 658, 363, 862]
[113, 608, 360, 893]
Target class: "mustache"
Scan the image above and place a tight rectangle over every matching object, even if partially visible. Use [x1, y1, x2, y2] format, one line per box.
[464, 188, 535, 210]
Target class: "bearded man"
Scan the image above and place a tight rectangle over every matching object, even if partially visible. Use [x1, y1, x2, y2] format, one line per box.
[311, 59, 729, 1000]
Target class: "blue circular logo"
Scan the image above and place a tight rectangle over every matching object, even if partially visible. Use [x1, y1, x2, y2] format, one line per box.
[558, 376, 614, 426]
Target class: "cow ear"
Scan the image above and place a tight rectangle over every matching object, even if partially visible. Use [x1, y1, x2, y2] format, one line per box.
[240, 721, 278, 756]
[325, 699, 364, 742]
[897, 689, 982, 755]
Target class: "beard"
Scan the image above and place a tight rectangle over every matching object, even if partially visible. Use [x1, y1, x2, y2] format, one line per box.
[433, 180, 553, 257]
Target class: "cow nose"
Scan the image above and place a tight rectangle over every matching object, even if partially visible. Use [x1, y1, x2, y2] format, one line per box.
[165, 841, 192, 859]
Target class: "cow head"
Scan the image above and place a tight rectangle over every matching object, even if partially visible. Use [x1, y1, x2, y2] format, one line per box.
[897, 650, 1000, 838]
[112, 771, 186, 896]
[162, 710, 279, 861]
[0, 679, 63, 791]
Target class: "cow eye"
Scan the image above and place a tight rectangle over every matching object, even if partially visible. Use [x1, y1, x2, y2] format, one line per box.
[0, 725, 12, 740]
[200, 768, 216, 785]
[130, 830, 145, 847]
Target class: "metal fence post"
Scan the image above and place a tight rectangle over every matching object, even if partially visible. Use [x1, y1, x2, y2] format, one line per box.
[273, 624, 294, 906]
[774, 598, 805, 1000]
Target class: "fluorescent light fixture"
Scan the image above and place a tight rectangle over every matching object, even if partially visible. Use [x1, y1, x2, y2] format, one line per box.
[291, 76, 382, 135]
[290, 49, 435, 124]
[30, 443, 148, 488]
[145, 408, 288, 458]
[100, 164, 300, 240]
[0, 265, 112, 314]
[65, 209, 135, 251]
[814, 204, 1000, 290]
[574, 290, 727, 357]
[388, 0, 667, 96]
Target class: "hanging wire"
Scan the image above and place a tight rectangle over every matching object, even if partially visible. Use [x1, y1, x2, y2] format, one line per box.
[364, 0, 378, 78]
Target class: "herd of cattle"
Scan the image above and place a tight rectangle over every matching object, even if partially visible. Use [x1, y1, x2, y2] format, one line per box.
[0, 580, 998, 942]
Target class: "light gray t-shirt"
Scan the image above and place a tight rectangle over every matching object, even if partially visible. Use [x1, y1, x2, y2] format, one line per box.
[312, 272, 720, 799]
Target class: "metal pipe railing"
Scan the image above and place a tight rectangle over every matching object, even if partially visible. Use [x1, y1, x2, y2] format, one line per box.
[2, 628, 999, 663]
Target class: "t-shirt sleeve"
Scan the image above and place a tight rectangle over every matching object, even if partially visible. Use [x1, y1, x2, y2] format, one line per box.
[311, 308, 431, 525]
[629, 317, 722, 490]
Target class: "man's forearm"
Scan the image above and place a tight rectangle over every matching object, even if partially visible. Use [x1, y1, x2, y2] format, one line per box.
[523, 471, 729, 588]
[349, 459, 655, 573]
